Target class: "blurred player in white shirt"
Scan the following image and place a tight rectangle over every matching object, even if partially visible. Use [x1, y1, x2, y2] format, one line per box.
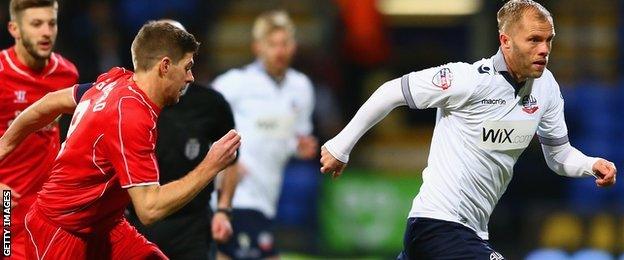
[320, 1, 616, 259]
[212, 10, 317, 259]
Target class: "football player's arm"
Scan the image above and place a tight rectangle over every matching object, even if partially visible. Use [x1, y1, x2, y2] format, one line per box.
[0, 85, 85, 160]
[541, 143, 615, 186]
[127, 130, 240, 226]
[320, 78, 406, 177]
[538, 82, 616, 187]
[321, 64, 473, 177]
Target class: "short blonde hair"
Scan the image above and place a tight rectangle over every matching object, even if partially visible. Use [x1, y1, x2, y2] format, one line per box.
[497, 0, 552, 33]
[252, 10, 295, 41]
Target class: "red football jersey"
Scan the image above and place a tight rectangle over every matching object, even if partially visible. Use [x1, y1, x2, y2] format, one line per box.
[36, 67, 161, 234]
[0, 46, 78, 202]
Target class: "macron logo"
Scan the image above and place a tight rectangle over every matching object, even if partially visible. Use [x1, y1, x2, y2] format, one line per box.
[481, 98, 506, 105]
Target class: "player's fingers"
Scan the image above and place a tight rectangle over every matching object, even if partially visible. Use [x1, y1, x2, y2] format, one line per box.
[223, 133, 241, 147]
[332, 170, 341, 179]
[226, 139, 241, 154]
[217, 130, 238, 144]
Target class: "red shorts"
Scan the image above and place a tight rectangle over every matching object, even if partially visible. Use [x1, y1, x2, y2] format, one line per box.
[24, 207, 167, 259]
[1, 194, 36, 260]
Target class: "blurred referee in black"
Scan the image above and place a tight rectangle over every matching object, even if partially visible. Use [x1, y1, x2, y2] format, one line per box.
[127, 20, 238, 260]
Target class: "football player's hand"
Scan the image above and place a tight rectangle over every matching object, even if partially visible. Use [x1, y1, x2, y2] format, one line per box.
[592, 159, 616, 187]
[203, 130, 241, 172]
[211, 211, 233, 243]
[320, 146, 346, 179]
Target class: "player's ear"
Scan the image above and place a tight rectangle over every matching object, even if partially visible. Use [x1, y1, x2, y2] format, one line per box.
[499, 33, 511, 50]
[159, 57, 171, 75]
[8, 21, 20, 40]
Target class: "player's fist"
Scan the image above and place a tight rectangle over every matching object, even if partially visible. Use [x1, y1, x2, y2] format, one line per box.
[320, 146, 346, 179]
[297, 135, 318, 160]
[203, 130, 241, 172]
[592, 159, 617, 187]
[211, 211, 233, 243]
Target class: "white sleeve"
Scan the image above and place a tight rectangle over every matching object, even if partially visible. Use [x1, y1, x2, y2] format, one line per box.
[323, 78, 406, 163]
[402, 62, 474, 110]
[536, 79, 569, 146]
[541, 142, 600, 178]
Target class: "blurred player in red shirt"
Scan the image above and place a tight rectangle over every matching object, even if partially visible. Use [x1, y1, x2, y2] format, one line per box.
[0, 0, 77, 258]
[8, 21, 239, 259]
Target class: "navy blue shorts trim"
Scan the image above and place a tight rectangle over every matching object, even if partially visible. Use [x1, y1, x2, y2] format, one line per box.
[217, 209, 278, 259]
[397, 217, 504, 260]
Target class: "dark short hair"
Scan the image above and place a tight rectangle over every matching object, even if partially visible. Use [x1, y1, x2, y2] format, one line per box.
[131, 21, 200, 72]
[9, 0, 57, 21]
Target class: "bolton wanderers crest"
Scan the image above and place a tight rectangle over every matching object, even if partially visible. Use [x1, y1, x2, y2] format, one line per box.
[521, 95, 538, 114]
[432, 67, 453, 90]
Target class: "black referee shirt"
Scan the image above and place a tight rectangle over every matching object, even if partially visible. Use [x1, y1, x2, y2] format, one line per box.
[154, 83, 235, 217]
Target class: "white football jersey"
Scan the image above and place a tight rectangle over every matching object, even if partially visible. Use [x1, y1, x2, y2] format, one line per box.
[402, 50, 568, 239]
[212, 61, 314, 218]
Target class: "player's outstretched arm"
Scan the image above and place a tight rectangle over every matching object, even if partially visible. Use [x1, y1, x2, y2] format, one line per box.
[128, 130, 241, 226]
[541, 143, 616, 187]
[320, 78, 407, 178]
[0, 87, 77, 160]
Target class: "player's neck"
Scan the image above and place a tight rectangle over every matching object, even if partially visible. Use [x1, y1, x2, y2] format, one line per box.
[14, 42, 48, 72]
[266, 67, 286, 84]
[501, 53, 526, 84]
[133, 71, 165, 109]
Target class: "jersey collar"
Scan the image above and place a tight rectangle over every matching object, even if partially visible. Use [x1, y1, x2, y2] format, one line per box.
[7, 46, 58, 79]
[492, 49, 525, 96]
[250, 59, 287, 86]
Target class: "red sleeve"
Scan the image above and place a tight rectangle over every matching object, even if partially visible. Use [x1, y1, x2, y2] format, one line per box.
[106, 96, 160, 188]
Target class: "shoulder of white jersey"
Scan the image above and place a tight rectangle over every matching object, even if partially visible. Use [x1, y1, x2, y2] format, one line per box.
[535, 68, 562, 99]
[211, 68, 246, 92]
[286, 68, 314, 90]
[468, 58, 496, 79]
[432, 61, 483, 91]
[537, 68, 557, 84]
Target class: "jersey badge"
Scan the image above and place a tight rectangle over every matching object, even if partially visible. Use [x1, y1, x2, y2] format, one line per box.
[184, 138, 201, 160]
[521, 95, 538, 114]
[13, 90, 27, 103]
[432, 67, 453, 90]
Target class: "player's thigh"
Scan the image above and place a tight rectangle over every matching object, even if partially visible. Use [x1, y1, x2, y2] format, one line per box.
[108, 219, 168, 260]
[24, 210, 86, 259]
[217, 209, 277, 259]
